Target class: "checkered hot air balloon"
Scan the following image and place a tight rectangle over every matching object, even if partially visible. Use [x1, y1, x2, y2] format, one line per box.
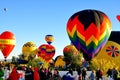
[66, 9, 112, 61]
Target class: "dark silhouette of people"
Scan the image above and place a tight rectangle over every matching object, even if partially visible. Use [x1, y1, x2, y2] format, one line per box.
[82, 67, 87, 80]
[25, 67, 33, 80]
[96, 69, 103, 80]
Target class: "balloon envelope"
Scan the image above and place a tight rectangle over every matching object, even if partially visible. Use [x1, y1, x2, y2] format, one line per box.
[66, 9, 112, 61]
[37, 44, 55, 62]
[0, 31, 16, 58]
[63, 44, 79, 55]
[22, 41, 37, 58]
[45, 35, 54, 44]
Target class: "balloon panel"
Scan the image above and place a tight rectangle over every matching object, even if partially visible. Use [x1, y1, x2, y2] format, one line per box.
[0, 31, 16, 58]
[66, 9, 112, 61]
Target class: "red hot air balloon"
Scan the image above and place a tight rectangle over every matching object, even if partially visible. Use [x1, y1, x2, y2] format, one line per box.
[37, 44, 55, 62]
[116, 15, 120, 22]
[0, 31, 16, 60]
[66, 9, 112, 61]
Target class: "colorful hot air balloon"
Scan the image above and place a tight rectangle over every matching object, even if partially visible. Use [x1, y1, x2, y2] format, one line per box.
[116, 15, 120, 22]
[37, 44, 55, 62]
[66, 9, 112, 61]
[45, 35, 54, 44]
[63, 44, 79, 55]
[0, 31, 16, 60]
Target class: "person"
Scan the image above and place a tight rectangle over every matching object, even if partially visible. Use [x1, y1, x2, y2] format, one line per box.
[0, 66, 4, 80]
[107, 68, 112, 78]
[8, 67, 20, 80]
[112, 68, 118, 80]
[39, 68, 46, 80]
[34, 68, 40, 80]
[96, 69, 103, 80]
[82, 67, 87, 80]
[89, 70, 96, 80]
[49, 69, 62, 80]
[25, 67, 33, 80]
[77, 67, 82, 80]
[46, 68, 52, 79]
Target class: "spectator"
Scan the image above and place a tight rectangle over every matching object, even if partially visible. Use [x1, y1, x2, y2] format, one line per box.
[34, 68, 40, 80]
[8, 67, 20, 80]
[96, 69, 103, 80]
[107, 68, 112, 78]
[0, 66, 4, 80]
[50, 69, 62, 80]
[25, 67, 33, 80]
[89, 70, 96, 80]
[82, 67, 87, 80]
[112, 68, 118, 80]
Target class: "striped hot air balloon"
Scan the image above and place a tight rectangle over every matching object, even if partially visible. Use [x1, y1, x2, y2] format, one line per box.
[0, 31, 16, 60]
[45, 35, 54, 45]
[66, 9, 112, 61]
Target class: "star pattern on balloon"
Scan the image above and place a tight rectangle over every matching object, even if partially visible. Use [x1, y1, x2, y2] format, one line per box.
[106, 46, 120, 57]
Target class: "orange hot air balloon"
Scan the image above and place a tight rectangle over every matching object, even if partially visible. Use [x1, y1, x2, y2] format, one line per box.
[0, 31, 16, 59]
[116, 15, 120, 22]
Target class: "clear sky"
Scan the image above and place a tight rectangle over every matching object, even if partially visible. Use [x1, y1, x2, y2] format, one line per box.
[0, 0, 120, 60]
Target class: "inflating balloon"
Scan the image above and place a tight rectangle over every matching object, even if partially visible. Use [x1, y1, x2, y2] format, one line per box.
[116, 15, 120, 22]
[63, 44, 79, 55]
[0, 31, 16, 59]
[22, 41, 37, 60]
[37, 44, 55, 62]
[45, 35, 54, 44]
[66, 9, 112, 61]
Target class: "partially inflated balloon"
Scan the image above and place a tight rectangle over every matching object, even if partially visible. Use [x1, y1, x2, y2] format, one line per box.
[37, 44, 55, 62]
[45, 35, 54, 44]
[0, 31, 16, 58]
[66, 9, 112, 61]
[22, 42, 37, 58]
[116, 15, 120, 22]
[63, 44, 79, 55]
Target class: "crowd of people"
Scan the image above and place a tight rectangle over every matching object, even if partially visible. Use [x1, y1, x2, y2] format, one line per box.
[0, 65, 120, 80]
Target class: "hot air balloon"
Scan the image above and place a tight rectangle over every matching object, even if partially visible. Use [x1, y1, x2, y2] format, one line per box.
[63, 44, 79, 55]
[22, 41, 37, 60]
[0, 31, 16, 61]
[3, 8, 8, 12]
[116, 15, 120, 22]
[37, 44, 55, 62]
[66, 9, 112, 61]
[45, 35, 54, 45]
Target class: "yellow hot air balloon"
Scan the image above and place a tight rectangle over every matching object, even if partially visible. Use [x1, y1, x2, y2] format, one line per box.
[22, 41, 37, 60]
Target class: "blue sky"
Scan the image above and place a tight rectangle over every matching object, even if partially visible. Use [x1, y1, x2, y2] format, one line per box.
[0, 0, 120, 59]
